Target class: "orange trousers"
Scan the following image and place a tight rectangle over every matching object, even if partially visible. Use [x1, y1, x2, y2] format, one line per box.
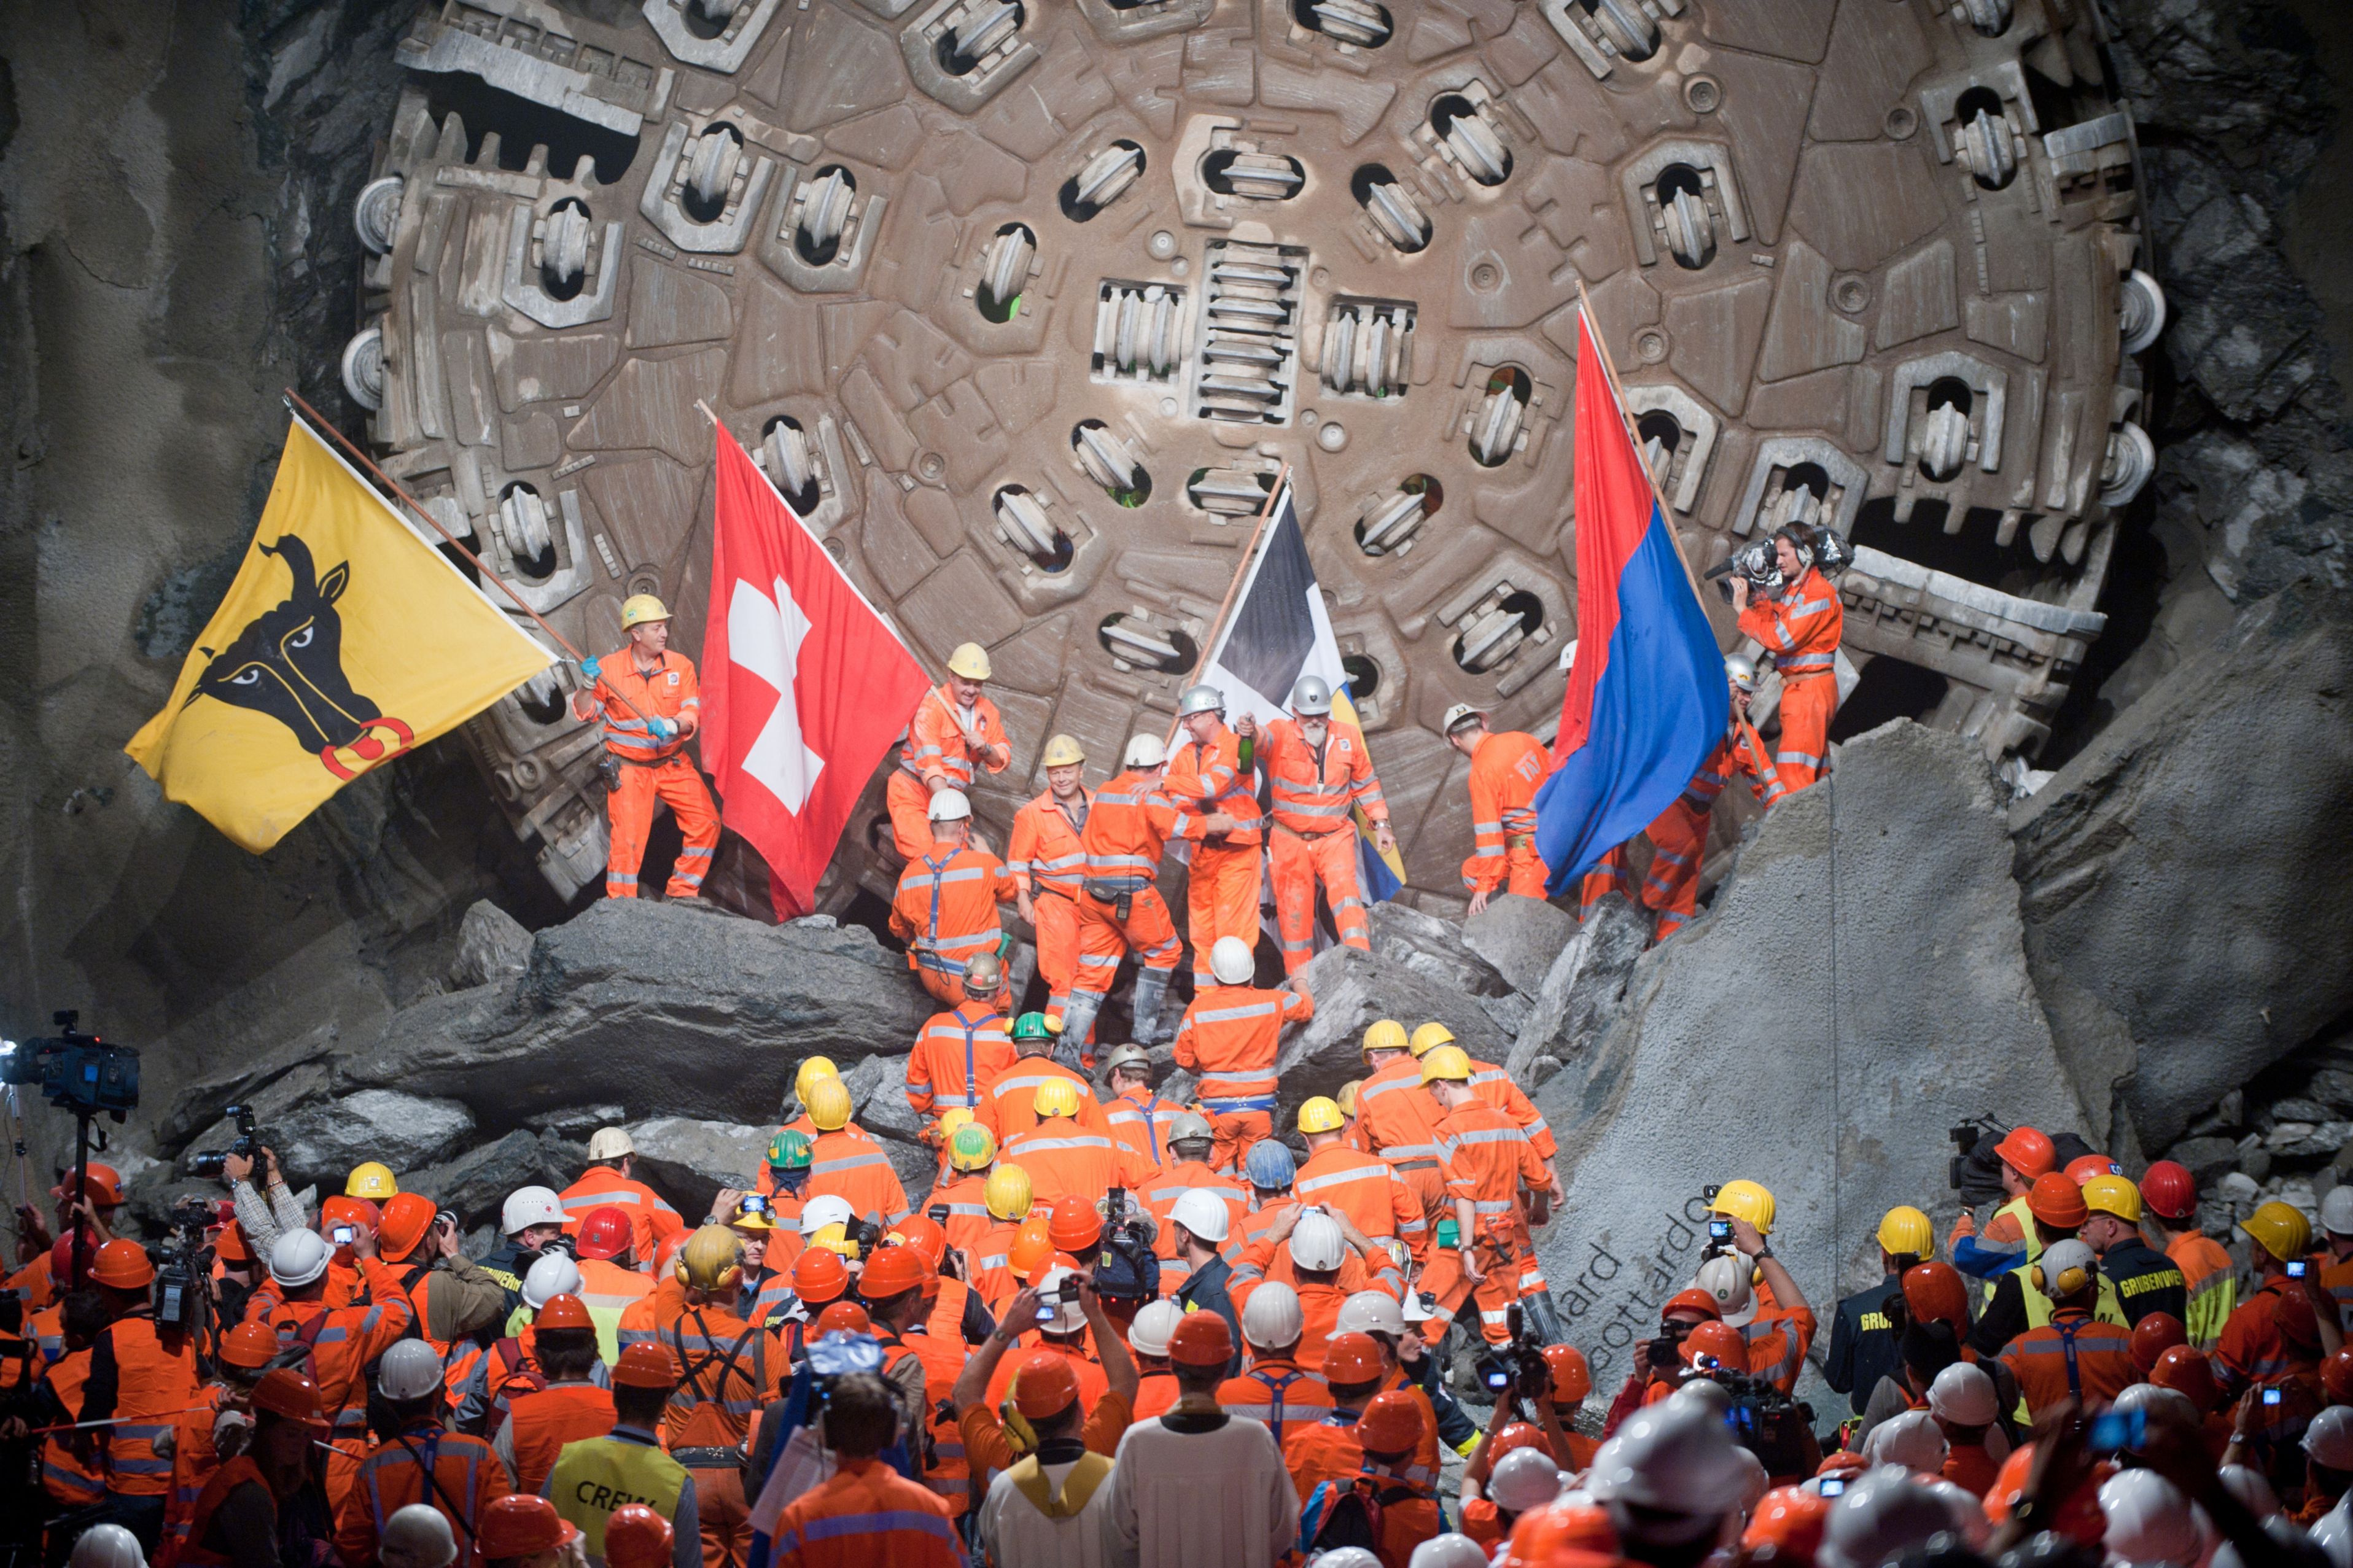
[1578, 845, 1631, 917]
[692, 1464, 749, 1568]
[1417, 1236, 1527, 1345]
[1186, 843, 1264, 985]
[885, 770, 936, 861]
[1270, 826, 1369, 975]
[607, 756, 720, 899]
[1492, 840, 1549, 899]
[1773, 674, 1837, 793]
[1208, 1110, 1273, 1175]
[1640, 801, 1709, 937]
[1073, 887, 1182, 998]
[1032, 890, 1081, 1025]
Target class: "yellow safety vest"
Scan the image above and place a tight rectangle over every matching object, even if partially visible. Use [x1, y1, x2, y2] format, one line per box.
[548, 1429, 689, 1559]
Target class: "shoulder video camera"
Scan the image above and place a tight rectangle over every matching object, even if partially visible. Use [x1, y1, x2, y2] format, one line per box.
[1700, 1367, 1815, 1480]
[1474, 1303, 1553, 1399]
[1946, 1117, 2012, 1209]
[187, 1104, 269, 1182]
[1704, 540, 1784, 605]
[154, 1198, 217, 1333]
[1091, 1188, 1161, 1302]
[0, 1013, 140, 1119]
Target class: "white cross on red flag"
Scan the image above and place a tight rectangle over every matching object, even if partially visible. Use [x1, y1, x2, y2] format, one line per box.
[701, 429, 930, 918]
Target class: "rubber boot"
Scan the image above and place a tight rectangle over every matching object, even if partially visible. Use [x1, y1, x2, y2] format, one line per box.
[1054, 993, 1101, 1071]
[1129, 966, 1173, 1047]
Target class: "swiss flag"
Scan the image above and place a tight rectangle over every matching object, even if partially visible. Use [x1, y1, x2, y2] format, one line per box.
[702, 429, 930, 918]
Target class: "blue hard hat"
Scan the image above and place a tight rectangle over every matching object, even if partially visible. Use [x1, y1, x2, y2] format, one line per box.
[1245, 1141, 1297, 1190]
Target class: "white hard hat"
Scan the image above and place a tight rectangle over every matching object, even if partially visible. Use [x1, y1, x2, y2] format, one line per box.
[1127, 1299, 1184, 1359]
[68, 1525, 145, 1568]
[1724, 653, 1757, 693]
[2036, 1237, 2098, 1298]
[1817, 1467, 1956, 1568]
[1122, 734, 1166, 769]
[1169, 1188, 1231, 1244]
[379, 1504, 459, 1568]
[927, 788, 973, 823]
[1289, 675, 1333, 716]
[1488, 1446, 1564, 1513]
[1035, 1266, 1086, 1333]
[2309, 1407, 2353, 1469]
[799, 1195, 856, 1236]
[2313, 1502, 2353, 1568]
[1693, 1253, 1757, 1328]
[2114, 1380, 2198, 1429]
[1439, 703, 1484, 735]
[1926, 1361, 1997, 1427]
[1407, 1537, 1492, 1568]
[502, 1186, 566, 1235]
[1241, 1281, 1305, 1349]
[2324, 1186, 2353, 1237]
[269, 1229, 330, 1289]
[1585, 1397, 1748, 1532]
[2217, 1463, 2279, 1520]
[1920, 1478, 1991, 1549]
[1208, 936, 1255, 987]
[1732, 1446, 1770, 1514]
[1310, 1552, 1382, 1568]
[1289, 1212, 1347, 1273]
[1336, 1290, 1406, 1338]
[1863, 1410, 1948, 1475]
[586, 1127, 635, 1162]
[521, 1251, 584, 1310]
[1177, 683, 1224, 717]
[1669, 1376, 1731, 1418]
[2099, 1467, 2201, 1567]
[378, 1338, 447, 1402]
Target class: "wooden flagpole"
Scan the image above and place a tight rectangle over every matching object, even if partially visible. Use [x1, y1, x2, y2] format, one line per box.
[1164, 461, 1293, 746]
[1571, 279, 1713, 608]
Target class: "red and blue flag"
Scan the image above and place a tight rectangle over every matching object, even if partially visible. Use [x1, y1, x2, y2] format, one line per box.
[1536, 308, 1729, 889]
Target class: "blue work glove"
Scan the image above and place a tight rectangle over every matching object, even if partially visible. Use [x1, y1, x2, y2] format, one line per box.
[578, 655, 602, 685]
[648, 716, 678, 744]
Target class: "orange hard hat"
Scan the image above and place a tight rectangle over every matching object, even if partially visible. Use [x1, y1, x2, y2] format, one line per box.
[2130, 1311, 2188, 1375]
[2278, 1286, 2324, 1352]
[54, 1163, 122, 1208]
[1323, 1332, 1387, 1386]
[1167, 1311, 1234, 1369]
[1492, 1422, 1555, 1462]
[1007, 1221, 1056, 1279]
[2065, 1153, 2120, 1186]
[794, 1246, 850, 1306]
[1993, 1126, 2056, 1179]
[1543, 1343, 1592, 1403]
[576, 1206, 634, 1261]
[1508, 1499, 1619, 1562]
[319, 1195, 379, 1237]
[1984, 1442, 2109, 1545]
[477, 1494, 578, 1559]
[815, 1300, 871, 1336]
[612, 1343, 680, 1390]
[1662, 1288, 1721, 1323]
[1741, 1486, 1829, 1557]
[858, 1244, 931, 1300]
[1355, 1389, 1426, 1456]
[250, 1368, 328, 1426]
[1683, 1319, 1749, 1373]
[603, 1505, 675, 1568]
[656, 1232, 693, 1274]
[1012, 1349, 1081, 1419]
[2327, 1346, 2353, 1406]
[88, 1239, 155, 1290]
[220, 1320, 281, 1372]
[1048, 1196, 1101, 1252]
[377, 1192, 438, 1263]
[887, 1215, 949, 1270]
[212, 1219, 255, 1265]
[2150, 1345, 2222, 1413]
[535, 1293, 594, 1332]
[1816, 1449, 1870, 1480]
[2025, 1171, 2088, 1228]
[1900, 1261, 1970, 1335]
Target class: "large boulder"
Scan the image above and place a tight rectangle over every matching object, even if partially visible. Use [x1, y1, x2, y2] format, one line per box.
[449, 900, 532, 990]
[2014, 581, 2353, 1151]
[1507, 896, 1652, 1078]
[403, 1131, 585, 1232]
[627, 1118, 770, 1225]
[1278, 944, 1513, 1115]
[1460, 896, 1577, 997]
[1366, 903, 1511, 998]
[1530, 723, 2094, 1408]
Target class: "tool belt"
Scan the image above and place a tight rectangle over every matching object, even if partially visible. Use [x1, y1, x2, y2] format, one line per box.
[1274, 821, 1345, 842]
[1506, 833, 1535, 851]
[672, 1446, 740, 1470]
[1083, 876, 1148, 918]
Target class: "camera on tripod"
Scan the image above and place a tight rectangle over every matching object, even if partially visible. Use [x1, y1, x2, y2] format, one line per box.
[1474, 1302, 1552, 1399]
[0, 1012, 140, 1119]
[187, 1104, 268, 1182]
[1091, 1188, 1161, 1302]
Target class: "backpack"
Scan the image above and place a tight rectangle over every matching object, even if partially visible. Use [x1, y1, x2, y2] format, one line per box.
[1300, 1476, 1386, 1556]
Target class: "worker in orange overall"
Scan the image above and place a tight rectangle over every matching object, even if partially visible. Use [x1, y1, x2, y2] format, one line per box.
[1000, 1081, 1153, 1210]
[768, 1372, 960, 1568]
[801, 1078, 912, 1228]
[976, 1014, 1112, 1143]
[1102, 1045, 1185, 1173]
[334, 1340, 510, 1567]
[887, 642, 1011, 861]
[1410, 1047, 1550, 1346]
[903, 951, 1014, 1158]
[157, 1319, 281, 1566]
[489, 1295, 615, 1496]
[1294, 1097, 1425, 1265]
[1407, 1022, 1561, 1332]
[1235, 675, 1394, 974]
[1640, 654, 1787, 939]
[572, 594, 719, 900]
[664, 1228, 785, 1568]
[1007, 733, 1092, 1032]
[1994, 1240, 2139, 1416]
[254, 1227, 415, 1513]
[888, 788, 1016, 1007]
[1172, 936, 1314, 1173]
[2140, 1159, 2237, 1348]
[1166, 683, 1266, 990]
[1141, 1116, 1248, 1297]
[561, 1127, 687, 1269]
[1059, 735, 1198, 1053]
[1284, 1384, 1441, 1563]
[1732, 524, 1845, 794]
[1348, 1020, 1449, 1223]
[1440, 704, 1549, 910]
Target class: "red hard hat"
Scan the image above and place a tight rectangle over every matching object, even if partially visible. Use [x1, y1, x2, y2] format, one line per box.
[2139, 1160, 2198, 1221]
[47, 1233, 79, 1284]
[576, 1206, 634, 1262]
[1167, 1311, 1234, 1369]
[887, 1215, 948, 1270]
[1985, 1443, 2109, 1545]
[54, 1163, 123, 1208]
[88, 1239, 155, 1290]
[1509, 1499, 1620, 1562]
[793, 1246, 849, 1306]
[1323, 1332, 1387, 1386]
[477, 1494, 578, 1560]
[1662, 1288, 1721, 1323]
[535, 1292, 594, 1332]
[220, 1320, 282, 1372]
[1902, 1262, 1970, 1335]
[2277, 1286, 2322, 1352]
[1492, 1422, 1555, 1462]
[1993, 1126, 2056, 1179]
[2025, 1172, 2089, 1228]
[1742, 1486, 1830, 1556]
[815, 1300, 871, 1336]
[2327, 1346, 2353, 1406]
[2150, 1345, 2222, 1413]
[1683, 1319, 1749, 1373]
[603, 1505, 675, 1568]
[1816, 1450, 1870, 1480]
[612, 1343, 680, 1391]
[319, 1195, 379, 1236]
[859, 1244, 931, 1300]
[2130, 1312, 2188, 1374]
[250, 1368, 328, 1426]
[1011, 1349, 1081, 1419]
[1543, 1344, 1592, 1403]
[2065, 1154, 2120, 1186]
[378, 1193, 438, 1263]
[1355, 1389, 1425, 1456]
[1047, 1196, 1101, 1252]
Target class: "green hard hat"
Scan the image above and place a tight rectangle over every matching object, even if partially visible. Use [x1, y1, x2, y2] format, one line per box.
[1011, 1011, 1057, 1042]
[767, 1131, 813, 1171]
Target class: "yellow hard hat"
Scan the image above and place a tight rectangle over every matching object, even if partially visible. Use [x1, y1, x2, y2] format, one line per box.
[1337, 1080, 1363, 1117]
[796, 1057, 839, 1103]
[985, 1163, 1033, 1221]
[1418, 1046, 1472, 1084]
[2082, 1175, 2142, 1225]
[345, 1162, 398, 1200]
[1408, 1022, 1457, 1058]
[948, 1122, 997, 1172]
[1033, 1078, 1082, 1119]
[1041, 734, 1086, 768]
[621, 593, 671, 629]
[1711, 1179, 1777, 1236]
[809, 1221, 860, 1260]
[947, 642, 992, 681]
[1876, 1205, 1934, 1257]
[1362, 1019, 1410, 1058]
[805, 1077, 854, 1133]
[938, 1107, 975, 1138]
[728, 1197, 776, 1233]
[1297, 1097, 1346, 1135]
[2241, 1200, 2312, 1264]
[675, 1225, 744, 1292]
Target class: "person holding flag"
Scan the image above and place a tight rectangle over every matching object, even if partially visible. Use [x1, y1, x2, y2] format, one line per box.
[572, 596, 721, 901]
[1235, 677, 1394, 975]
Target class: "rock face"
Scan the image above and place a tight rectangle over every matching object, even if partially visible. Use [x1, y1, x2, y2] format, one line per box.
[449, 901, 532, 990]
[1530, 724, 2094, 1406]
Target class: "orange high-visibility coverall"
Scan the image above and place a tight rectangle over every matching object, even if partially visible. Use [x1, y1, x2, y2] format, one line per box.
[559, 1165, 685, 1268]
[1285, 1421, 1442, 1561]
[1143, 1162, 1248, 1295]
[1255, 717, 1390, 973]
[262, 1257, 416, 1512]
[1463, 1058, 1558, 1300]
[889, 845, 1015, 1006]
[1738, 564, 1843, 793]
[1460, 729, 1550, 899]
[807, 1128, 912, 1227]
[1997, 1311, 2137, 1416]
[969, 1221, 1023, 1313]
[1640, 715, 1784, 938]
[334, 1421, 510, 1568]
[1172, 981, 1314, 1173]
[1348, 1057, 1450, 1219]
[1579, 844, 1632, 917]
[1295, 1143, 1426, 1263]
[1414, 1101, 1549, 1346]
[1217, 1357, 1337, 1445]
[974, 1057, 1112, 1143]
[1000, 1117, 1153, 1209]
[1070, 769, 1190, 1001]
[585, 648, 719, 899]
[924, 1172, 994, 1258]
[1165, 721, 1266, 987]
[1105, 1087, 1187, 1174]
[664, 1302, 785, 1568]
[904, 1001, 1014, 1131]
[885, 684, 1010, 861]
[1006, 786, 1089, 1027]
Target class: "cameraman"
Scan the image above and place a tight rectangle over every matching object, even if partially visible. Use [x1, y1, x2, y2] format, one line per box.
[220, 1148, 306, 1263]
[9, 1163, 126, 1311]
[1730, 522, 1845, 794]
[81, 1240, 199, 1552]
[1601, 1289, 1722, 1437]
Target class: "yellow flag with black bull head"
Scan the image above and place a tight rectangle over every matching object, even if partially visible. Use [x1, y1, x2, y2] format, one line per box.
[126, 417, 556, 851]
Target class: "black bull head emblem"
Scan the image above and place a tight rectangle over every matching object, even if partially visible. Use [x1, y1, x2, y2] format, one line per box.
[187, 536, 411, 774]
